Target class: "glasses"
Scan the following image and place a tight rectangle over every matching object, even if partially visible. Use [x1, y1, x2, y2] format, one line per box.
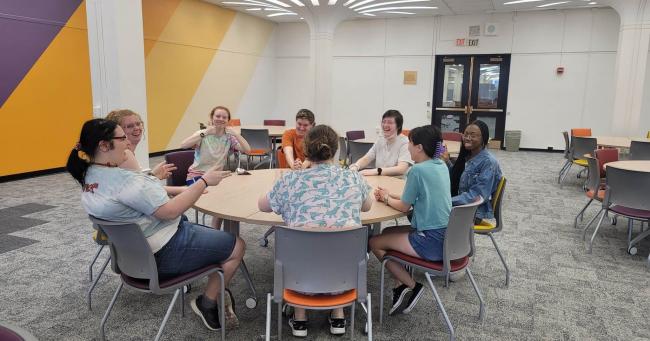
[124, 121, 143, 130]
[463, 133, 481, 139]
[112, 135, 128, 141]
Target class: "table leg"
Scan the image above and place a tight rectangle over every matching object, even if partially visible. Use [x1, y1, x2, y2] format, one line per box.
[222, 219, 258, 308]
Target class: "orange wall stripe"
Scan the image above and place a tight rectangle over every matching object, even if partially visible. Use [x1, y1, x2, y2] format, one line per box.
[142, 0, 181, 56]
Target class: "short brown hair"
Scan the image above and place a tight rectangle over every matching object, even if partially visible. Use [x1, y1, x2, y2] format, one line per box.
[105, 109, 142, 126]
[210, 106, 231, 121]
[295, 108, 315, 124]
[304, 125, 338, 162]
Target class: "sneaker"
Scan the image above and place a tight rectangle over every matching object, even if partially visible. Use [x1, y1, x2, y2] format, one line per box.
[224, 289, 239, 328]
[389, 284, 411, 315]
[288, 316, 308, 337]
[191, 295, 221, 331]
[328, 315, 346, 335]
[402, 282, 424, 314]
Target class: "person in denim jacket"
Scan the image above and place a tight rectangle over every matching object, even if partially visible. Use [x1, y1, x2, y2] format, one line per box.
[444, 120, 502, 222]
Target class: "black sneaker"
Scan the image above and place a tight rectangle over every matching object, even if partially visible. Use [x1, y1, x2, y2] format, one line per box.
[224, 289, 239, 328]
[191, 295, 221, 331]
[402, 282, 424, 314]
[389, 284, 411, 315]
[328, 315, 346, 335]
[288, 316, 308, 337]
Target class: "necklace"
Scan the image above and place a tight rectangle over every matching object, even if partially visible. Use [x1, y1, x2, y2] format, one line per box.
[92, 162, 118, 168]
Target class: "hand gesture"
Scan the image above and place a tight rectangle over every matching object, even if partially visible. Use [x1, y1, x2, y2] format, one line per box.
[204, 126, 217, 135]
[374, 187, 389, 202]
[225, 127, 237, 136]
[201, 167, 232, 186]
[292, 159, 303, 170]
[151, 161, 177, 180]
[360, 169, 376, 176]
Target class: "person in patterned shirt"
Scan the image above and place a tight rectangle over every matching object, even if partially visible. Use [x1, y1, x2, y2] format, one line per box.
[258, 124, 373, 337]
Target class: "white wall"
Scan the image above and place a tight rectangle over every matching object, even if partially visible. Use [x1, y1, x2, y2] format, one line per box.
[640, 41, 650, 136]
[272, 7, 623, 149]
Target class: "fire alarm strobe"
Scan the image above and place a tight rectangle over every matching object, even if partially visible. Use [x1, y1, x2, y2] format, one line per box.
[556, 66, 565, 75]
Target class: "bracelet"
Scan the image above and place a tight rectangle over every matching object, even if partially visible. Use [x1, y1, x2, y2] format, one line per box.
[384, 194, 389, 205]
[199, 177, 209, 187]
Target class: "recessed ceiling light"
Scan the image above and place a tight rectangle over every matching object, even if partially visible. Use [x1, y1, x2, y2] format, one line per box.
[355, 0, 430, 12]
[224, 1, 276, 7]
[503, 0, 544, 4]
[343, 0, 356, 5]
[311, 0, 320, 5]
[350, 0, 377, 9]
[588, 1, 596, 4]
[537, 1, 571, 7]
[384, 11, 415, 14]
[360, 5, 436, 13]
[245, 7, 262, 10]
[264, 7, 290, 11]
[362, 12, 376, 16]
[329, 0, 338, 4]
[266, 0, 292, 7]
[267, 12, 298, 16]
[289, 0, 305, 6]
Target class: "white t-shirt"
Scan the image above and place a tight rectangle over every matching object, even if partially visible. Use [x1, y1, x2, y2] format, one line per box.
[81, 166, 180, 253]
[364, 135, 412, 169]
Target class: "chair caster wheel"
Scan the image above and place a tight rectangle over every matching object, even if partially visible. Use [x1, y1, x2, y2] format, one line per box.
[259, 238, 269, 247]
[628, 247, 637, 255]
[183, 284, 192, 294]
[246, 297, 257, 309]
[363, 322, 368, 335]
[282, 304, 291, 317]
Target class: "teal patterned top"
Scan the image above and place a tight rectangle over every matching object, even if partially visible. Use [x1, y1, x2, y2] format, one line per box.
[268, 163, 371, 228]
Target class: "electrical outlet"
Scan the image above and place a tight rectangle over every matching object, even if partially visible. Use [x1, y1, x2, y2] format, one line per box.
[426, 110, 432, 120]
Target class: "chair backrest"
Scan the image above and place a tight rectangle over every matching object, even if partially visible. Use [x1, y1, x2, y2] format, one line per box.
[263, 119, 286, 126]
[491, 177, 506, 231]
[0, 322, 38, 341]
[241, 128, 271, 152]
[594, 148, 618, 176]
[273, 226, 368, 300]
[571, 128, 591, 137]
[443, 198, 483, 266]
[165, 150, 195, 186]
[442, 131, 463, 142]
[584, 157, 602, 195]
[605, 166, 650, 211]
[646, 131, 650, 139]
[570, 136, 597, 160]
[228, 119, 241, 126]
[338, 136, 348, 165]
[562, 131, 570, 159]
[88, 216, 161, 290]
[629, 140, 650, 160]
[346, 130, 365, 141]
[348, 141, 373, 166]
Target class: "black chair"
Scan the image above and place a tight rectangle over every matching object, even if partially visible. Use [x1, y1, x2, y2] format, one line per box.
[629, 140, 650, 160]
[348, 141, 374, 168]
[164, 150, 195, 187]
[89, 216, 226, 341]
[346, 130, 365, 141]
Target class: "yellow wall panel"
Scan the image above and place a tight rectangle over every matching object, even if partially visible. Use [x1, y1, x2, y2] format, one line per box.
[142, 0, 181, 56]
[0, 18, 92, 175]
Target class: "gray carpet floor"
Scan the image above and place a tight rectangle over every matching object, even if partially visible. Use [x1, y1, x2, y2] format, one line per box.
[0, 150, 648, 341]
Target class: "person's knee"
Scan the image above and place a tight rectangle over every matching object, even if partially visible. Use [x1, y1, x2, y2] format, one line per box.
[368, 236, 380, 251]
[233, 237, 246, 259]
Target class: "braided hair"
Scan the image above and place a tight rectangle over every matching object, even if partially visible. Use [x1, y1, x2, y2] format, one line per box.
[449, 120, 490, 196]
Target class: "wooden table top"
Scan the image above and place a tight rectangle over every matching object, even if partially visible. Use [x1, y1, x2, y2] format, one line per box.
[193, 169, 406, 226]
[230, 125, 286, 137]
[594, 136, 650, 149]
[354, 138, 460, 156]
[604, 160, 650, 172]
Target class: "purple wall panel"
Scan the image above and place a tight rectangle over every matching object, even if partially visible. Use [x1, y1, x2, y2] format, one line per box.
[0, 0, 83, 107]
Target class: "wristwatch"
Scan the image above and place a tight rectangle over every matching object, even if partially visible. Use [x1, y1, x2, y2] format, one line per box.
[377, 167, 382, 175]
[200, 130, 206, 138]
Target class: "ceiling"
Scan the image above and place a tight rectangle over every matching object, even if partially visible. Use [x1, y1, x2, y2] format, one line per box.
[203, 0, 609, 23]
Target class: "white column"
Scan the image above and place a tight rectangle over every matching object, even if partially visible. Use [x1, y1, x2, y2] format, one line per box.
[86, 0, 150, 168]
[606, 0, 650, 136]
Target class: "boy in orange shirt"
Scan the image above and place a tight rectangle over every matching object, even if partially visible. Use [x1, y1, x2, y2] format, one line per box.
[278, 109, 316, 169]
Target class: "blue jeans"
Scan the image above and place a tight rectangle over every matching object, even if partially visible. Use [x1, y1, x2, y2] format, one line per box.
[408, 228, 445, 262]
[154, 219, 236, 279]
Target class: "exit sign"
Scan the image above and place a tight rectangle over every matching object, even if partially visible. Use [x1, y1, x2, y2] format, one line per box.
[456, 38, 479, 47]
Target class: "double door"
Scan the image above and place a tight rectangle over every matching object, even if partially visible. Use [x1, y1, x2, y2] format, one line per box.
[432, 54, 511, 143]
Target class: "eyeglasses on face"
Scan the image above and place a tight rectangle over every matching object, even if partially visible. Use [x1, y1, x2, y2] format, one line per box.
[463, 133, 481, 139]
[124, 121, 143, 130]
[112, 135, 128, 141]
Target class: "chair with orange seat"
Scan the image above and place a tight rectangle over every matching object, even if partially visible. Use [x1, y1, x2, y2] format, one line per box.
[241, 128, 273, 169]
[474, 177, 510, 287]
[571, 128, 592, 137]
[228, 118, 241, 126]
[379, 199, 484, 341]
[265, 226, 371, 340]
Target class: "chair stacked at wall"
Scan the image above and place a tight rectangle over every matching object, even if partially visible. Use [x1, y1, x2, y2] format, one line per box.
[442, 131, 463, 142]
[379, 199, 485, 341]
[474, 177, 510, 286]
[265, 226, 372, 340]
[0, 322, 38, 341]
[89, 216, 226, 341]
[346, 130, 365, 141]
[583, 166, 650, 256]
[348, 141, 374, 168]
[241, 128, 273, 169]
[558, 131, 571, 183]
[629, 140, 650, 160]
[165, 150, 203, 222]
[87, 226, 111, 311]
[559, 136, 597, 187]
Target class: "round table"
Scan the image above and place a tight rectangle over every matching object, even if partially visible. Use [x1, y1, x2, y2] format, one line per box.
[355, 138, 460, 157]
[594, 136, 650, 149]
[230, 125, 286, 137]
[604, 160, 650, 172]
[194, 168, 406, 226]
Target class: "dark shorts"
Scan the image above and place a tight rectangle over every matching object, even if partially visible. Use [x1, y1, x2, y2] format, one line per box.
[154, 219, 236, 279]
[408, 228, 445, 262]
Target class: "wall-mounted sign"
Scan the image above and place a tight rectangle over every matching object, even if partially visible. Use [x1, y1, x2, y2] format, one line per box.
[469, 25, 481, 37]
[403, 71, 417, 85]
[456, 38, 479, 47]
